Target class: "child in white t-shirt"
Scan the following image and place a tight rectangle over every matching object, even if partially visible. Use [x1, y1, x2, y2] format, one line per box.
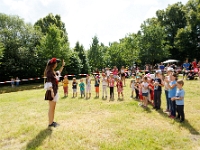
[102, 73, 107, 99]
[141, 76, 149, 108]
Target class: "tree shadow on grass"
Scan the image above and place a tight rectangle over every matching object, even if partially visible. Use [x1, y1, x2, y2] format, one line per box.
[157, 110, 199, 135]
[26, 128, 52, 150]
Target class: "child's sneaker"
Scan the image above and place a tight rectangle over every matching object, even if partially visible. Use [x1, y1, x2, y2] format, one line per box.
[138, 103, 143, 107]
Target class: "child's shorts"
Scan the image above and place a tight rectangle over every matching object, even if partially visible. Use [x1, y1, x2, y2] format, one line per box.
[81, 90, 85, 95]
[95, 87, 99, 93]
[63, 86, 68, 93]
[142, 93, 148, 97]
[86, 85, 91, 93]
[73, 88, 77, 93]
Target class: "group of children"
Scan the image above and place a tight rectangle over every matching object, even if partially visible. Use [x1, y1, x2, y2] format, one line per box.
[62, 73, 124, 100]
[134, 68, 185, 123]
[61, 69, 185, 122]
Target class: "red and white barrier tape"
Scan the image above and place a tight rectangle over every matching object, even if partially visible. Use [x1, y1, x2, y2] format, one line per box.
[0, 77, 42, 84]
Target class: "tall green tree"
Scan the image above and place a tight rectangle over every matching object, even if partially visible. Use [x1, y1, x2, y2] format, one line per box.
[74, 41, 90, 73]
[156, 2, 187, 59]
[0, 13, 42, 80]
[87, 36, 103, 71]
[183, 0, 200, 60]
[36, 25, 70, 75]
[34, 13, 68, 43]
[139, 18, 169, 65]
[64, 52, 82, 75]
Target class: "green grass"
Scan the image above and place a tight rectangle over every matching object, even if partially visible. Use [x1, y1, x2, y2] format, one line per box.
[0, 79, 200, 150]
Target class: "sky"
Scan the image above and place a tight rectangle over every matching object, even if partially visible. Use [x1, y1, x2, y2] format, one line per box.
[0, 0, 189, 49]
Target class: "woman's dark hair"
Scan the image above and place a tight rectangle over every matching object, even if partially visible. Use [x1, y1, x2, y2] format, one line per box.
[44, 62, 56, 77]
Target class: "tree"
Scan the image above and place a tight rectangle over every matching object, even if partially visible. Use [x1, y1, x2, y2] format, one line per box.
[36, 25, 70, 75]
[0, 13, 42, 80]
[87, 36, 103, 71]
[139, 18, 169, 65]
[64, 52, 82, 75]
[184, 0, 200, 60]
[156, 2, 187, 59]
[74, 41, 90, 73]
[34, 13, 68, 43]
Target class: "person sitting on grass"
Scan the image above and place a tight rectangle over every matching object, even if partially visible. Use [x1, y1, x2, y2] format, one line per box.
[171, 80, 185, 123]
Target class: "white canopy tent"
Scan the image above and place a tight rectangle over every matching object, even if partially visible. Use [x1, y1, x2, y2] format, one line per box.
[163, 59, 179, 64]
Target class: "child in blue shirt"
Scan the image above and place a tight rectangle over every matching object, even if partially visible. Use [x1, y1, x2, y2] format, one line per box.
[79, 78, 85, 98]
[171, 80, 185, 122]
[167, 73, 177, 118]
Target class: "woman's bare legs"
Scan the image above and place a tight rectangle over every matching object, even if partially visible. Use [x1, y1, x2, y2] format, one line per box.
[49, 101, 56, 125]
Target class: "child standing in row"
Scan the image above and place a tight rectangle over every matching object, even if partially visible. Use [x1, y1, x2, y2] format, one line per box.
[79, 78, 85, 98]
[167, 73, 177, 118]
[95, 75, 100, 98]
[153, 70, 163, 110]
[62, 75, 69, 97]
[109, 74, 115, 100]
[171, 80, 185, 122]
[102, 73, 107, 99]
[141, 77, 149, 108]
[130, 75, 135, 98]
[72, 77, 78, 98]
[86, 75, 91, 99]
[116, 77, 123, 100]
[134, 77, 140, 99]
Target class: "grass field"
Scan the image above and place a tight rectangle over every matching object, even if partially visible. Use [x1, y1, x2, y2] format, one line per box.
[0, 79, 200, 150]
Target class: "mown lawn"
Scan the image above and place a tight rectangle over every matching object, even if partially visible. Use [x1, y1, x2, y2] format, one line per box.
[0, 79, 200, 150]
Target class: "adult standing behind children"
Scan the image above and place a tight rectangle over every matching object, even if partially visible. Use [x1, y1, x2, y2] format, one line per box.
[153, 70, 164, 110]
[44, 58, 65, 128]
